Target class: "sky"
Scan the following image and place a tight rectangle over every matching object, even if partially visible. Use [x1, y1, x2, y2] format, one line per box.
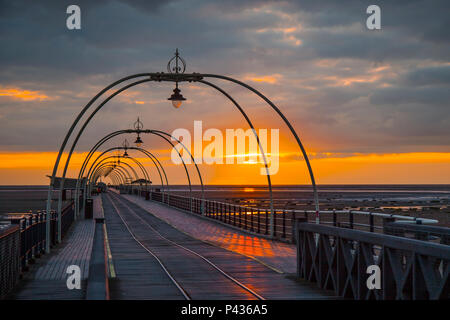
[0, 0, 449, 185]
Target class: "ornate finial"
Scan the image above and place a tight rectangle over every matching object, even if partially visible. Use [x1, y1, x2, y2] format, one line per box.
[167, 48, 186, 74]
[122, 139, 129, 149]
[133, 117, 143, 132]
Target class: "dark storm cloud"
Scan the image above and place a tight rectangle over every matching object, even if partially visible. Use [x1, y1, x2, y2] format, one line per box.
[0, 0, 449, 153]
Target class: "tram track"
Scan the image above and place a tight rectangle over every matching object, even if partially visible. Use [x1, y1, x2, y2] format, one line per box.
[105, 191, 265, 300]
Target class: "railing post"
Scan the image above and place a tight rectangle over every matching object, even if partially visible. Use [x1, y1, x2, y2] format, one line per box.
[333, 209, 337, 227]
[282, 210, 286, 238]
[369, 213, 374, 233]
[257, 208, 260, 234]
[349, 211, 354, 229]
[265, 209, 269, 235]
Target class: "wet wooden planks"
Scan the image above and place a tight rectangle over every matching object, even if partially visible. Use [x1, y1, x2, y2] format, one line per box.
[105, 192, 336, 300]
[9, 219, 95, 299]
[102, 196, 185, 300]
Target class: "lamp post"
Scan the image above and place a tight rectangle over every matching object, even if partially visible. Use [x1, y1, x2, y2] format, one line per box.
[134, 118, 144, 147]
[167, 49, 187, 108]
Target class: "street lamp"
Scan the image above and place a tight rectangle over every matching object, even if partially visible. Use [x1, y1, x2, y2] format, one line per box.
[122, 139, 129, 157]
[168, 85, 186, 108]
[134, 117, 143, 147]
[167, 48, 186, 108]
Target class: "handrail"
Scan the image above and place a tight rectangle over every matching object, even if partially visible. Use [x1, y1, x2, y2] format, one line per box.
[295, 220, 450, 300]
[297, 222, 450, 258]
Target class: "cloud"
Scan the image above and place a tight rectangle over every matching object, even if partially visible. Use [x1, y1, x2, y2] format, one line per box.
[0, 86, 53, 101]
[0, 0, 448, 157]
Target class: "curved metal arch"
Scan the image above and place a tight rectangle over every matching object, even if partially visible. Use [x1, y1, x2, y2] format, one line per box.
[107, 170, 122, 185]
[74, 129, 201, 217]
[77, 129, 198, 197]
[89, 147, 165, 190]
[46, 74, 152, 250]
[75, 144, 170, 217]
[108, 166, 128, 185]
[58, 78, 153, 204]
[92, 163, 131, 195]
[91, 162, 132, 185]
[108, 169, 124, 185]
[49, 69, 318, 251]
[94, 163, 131, 186]
[91, 166, 126, 190]
[92, 162, 133, 184]
[197, 79, 274, 233]
[198, 74, 319, 215]
[87, 154, 150, 196]
[127, 147, 169, 190]
[88, 156, 140, 184]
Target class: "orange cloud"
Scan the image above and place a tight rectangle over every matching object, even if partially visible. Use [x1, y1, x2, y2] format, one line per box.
[245, 74, 282, 84]
[0, 86, 51, 101]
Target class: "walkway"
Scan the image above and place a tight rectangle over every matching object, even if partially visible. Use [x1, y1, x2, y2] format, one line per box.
[104, 192, 333, 299]
[121, 193, 297, 274]
[10, 196, 102, 299]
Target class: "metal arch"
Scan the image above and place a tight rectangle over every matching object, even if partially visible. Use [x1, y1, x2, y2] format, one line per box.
[88, 160, 138, 196]
[91, 163, 132, 185]
[149, 130, 204, 202]
[108, 165, 129, 184]
[74, 129, 202, 217]
[49, 68, 318, 250]
[87, 154, 151, 195]
[93, 162, 133, 183]
[108, 169, 124, 185]
[93, 163, 131, 186]
[107, 165, 128, 183]
[73, 129, 190, 216]
[197, 79, 274, 234]
[127, 147, 169, 191]
[91, 165, 127, 189]
[107, 171, 122, 185]
[88, 156, 140, 184]
[198, 74, 319, 216]
[108, 166, 127, 185]
[89, 147, 164, 190]
[108, 169, 126, 185]
[46, 73, 152, 251]
[56, 79, 153, 239]
[76, 145, 169, 217]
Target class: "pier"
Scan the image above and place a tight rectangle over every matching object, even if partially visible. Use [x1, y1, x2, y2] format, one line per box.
[1, 186, 449, 300]
[1, 51, 449, 301]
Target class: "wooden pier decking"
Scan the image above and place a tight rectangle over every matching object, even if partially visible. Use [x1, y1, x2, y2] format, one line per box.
[9, 191, 335, 300]
[103, 192, 334, 300]
[8, 218, 95, 299]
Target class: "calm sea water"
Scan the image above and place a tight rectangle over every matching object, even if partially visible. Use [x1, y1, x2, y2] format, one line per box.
[1, 184, 449, 216]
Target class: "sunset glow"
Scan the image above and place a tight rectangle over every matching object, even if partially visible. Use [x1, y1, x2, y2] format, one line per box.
[0, 86, 51, 101]
[1, 151, 449, 185]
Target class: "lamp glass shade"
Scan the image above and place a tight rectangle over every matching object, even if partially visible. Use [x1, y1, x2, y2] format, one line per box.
[134, 135, 143, 147]
[172, 100, 183, 108]
[168, 87, 186, 109]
